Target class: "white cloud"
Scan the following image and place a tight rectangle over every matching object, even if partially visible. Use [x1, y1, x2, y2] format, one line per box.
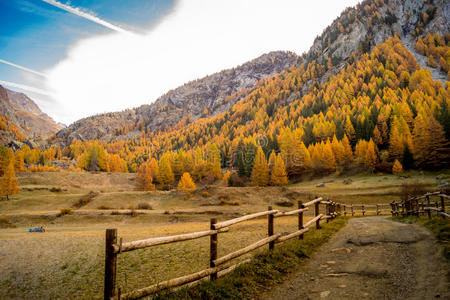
[45, 0, 360, 125]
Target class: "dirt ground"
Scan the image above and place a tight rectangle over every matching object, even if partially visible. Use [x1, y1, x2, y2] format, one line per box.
[264, 216, 449, 300]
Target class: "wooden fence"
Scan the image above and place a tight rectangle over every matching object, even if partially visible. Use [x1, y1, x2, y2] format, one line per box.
[341, 203, 391, 216]
[390, 191, 449, 219]
[103, 197, 345, 299]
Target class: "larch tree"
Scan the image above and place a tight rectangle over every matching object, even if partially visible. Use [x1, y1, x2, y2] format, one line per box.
[148, 158, 160, 182]
[344, 116, 356, 144]
[364, 139, 378, 173]
[0, 153, 19, 200]
[270, 153, 288, 186]
[178, 172, 196, 193]
[268, 150, 276, 173]
[392, 159, 403, 174]
[251, 146, 269, 186]
[206, 143, 222, 179]
[136, 162, 155, 191]
[341, 135, 354, 169]
[158, 153, 175, 190]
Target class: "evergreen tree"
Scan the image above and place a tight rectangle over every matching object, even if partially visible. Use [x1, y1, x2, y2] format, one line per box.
[251, 146, 269, 186]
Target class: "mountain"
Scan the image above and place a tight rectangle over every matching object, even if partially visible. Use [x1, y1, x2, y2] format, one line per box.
[54, 51, 298, 144]
[55, 0, 448, 147]
[0, 85, 64, 145]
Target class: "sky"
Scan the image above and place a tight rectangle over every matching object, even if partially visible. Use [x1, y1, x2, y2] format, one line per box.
[0, 0, 360, 125]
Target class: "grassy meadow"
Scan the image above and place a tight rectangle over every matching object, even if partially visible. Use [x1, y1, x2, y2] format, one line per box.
[0, 170, 448, 298]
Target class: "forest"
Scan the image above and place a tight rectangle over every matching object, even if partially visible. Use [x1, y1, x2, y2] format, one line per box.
[1, 35, 449, 197]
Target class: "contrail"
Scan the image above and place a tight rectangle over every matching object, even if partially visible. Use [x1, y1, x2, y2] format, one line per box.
[42, 0, 133, 35]
[0, 80, 54, 97]
[0, 59, 47, 77]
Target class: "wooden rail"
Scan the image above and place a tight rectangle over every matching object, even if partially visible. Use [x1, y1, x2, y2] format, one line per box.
[390, 192, 449, 219]
[103, 197, 352, 299]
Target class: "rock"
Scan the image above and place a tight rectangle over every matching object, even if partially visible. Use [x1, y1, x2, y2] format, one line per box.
[437, 181, 449, 187]
[316, 183, 325, 187]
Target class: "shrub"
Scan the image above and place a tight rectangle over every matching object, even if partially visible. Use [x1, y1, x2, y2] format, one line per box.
[228, 173, 245, 187]
[137, 202, 153, 210]
[399, 181, 429, 201]
[0, 216, 15, 228]
[73, 191, 99, 208]
[50, 187, 62, 193]
[59, 208, 72, 216]
[97, 205, 112, 210]
[202, 191, 210, 198]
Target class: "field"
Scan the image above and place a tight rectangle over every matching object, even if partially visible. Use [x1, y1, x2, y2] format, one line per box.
[0, 170, 448, 299]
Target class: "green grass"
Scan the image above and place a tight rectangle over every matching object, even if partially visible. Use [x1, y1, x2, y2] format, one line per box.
[153, 217, 347, 300]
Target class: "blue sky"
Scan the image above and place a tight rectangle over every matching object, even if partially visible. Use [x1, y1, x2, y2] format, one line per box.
[0, 0, 175, 85]
[0, 0, 360, 125]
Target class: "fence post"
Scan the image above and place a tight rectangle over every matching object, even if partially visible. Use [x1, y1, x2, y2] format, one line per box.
[343, 205, 347, 216]
[298, 200, 304, 240]
[210, 218, 218, 281]
[441, 195, 446, 219]
[268, 206, 274, 250]
[376, 204, 379, 215]
[315, 201, 321, 229]
[104, 229, 117, 300]
[351, 204, 354, 216]
[325, 202, 330, 223]
[362, 204, 365, 216]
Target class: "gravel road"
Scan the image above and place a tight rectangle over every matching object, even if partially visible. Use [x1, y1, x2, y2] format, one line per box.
[264, 216, 449, 300]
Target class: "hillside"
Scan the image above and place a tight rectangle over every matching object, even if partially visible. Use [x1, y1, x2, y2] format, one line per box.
[0, 85, 64, 145]
[54, 51, 298, 144]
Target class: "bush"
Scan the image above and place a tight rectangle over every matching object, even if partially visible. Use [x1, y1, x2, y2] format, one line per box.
[50, 187, 62, 193]
[399, 181, 429, 201]
[73, 191, 99, 208]
[97, 205, 112, 210]
[137, 202, 153, 210]
[201, 191, 210, 198]
[0, 216, 15, 228]
[228, 173, 245, 187]
[59, 208, 72, 216]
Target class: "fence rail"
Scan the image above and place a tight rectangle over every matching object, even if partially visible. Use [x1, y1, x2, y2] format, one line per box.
[104, 197, 345, 299]
[390, 192, 449, 219]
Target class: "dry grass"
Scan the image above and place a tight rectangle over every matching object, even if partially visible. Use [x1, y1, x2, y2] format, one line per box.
[0, 170, 448, 298]
[0, 215, 314, 299]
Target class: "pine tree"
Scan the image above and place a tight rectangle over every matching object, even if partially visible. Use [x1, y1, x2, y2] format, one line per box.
[270, 154, 288, 186]
[0, 153, 19, 200]
[158, 153, 175, 189]
[392, 159, 403, 174]
[251, 146, 269, 186]
[178, 172, 196, 193]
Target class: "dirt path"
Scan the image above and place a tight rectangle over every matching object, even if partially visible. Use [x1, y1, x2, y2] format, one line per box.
[264, 217, 449, 300]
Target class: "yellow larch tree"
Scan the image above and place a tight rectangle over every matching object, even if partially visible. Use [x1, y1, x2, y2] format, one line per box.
[270, 153, 288, 186]
[0, 152, 19, 200]
[136, 162, 155, 191]
[178, 172, 196, 193]
[251, 146, 269, 186]
[158, 153, 175, 190]
[392, 159, 403, 174]
[206, 143, 222, 179]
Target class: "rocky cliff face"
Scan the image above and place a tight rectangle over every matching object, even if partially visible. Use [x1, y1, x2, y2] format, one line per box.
[55, 51, 298, 144]
[0, 85, 64, 144]
[300, 0, 448, 93]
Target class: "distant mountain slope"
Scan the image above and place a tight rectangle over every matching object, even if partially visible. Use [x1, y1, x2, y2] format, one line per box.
[55, 51, 298, 144]
[0, 85, 64, 145]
